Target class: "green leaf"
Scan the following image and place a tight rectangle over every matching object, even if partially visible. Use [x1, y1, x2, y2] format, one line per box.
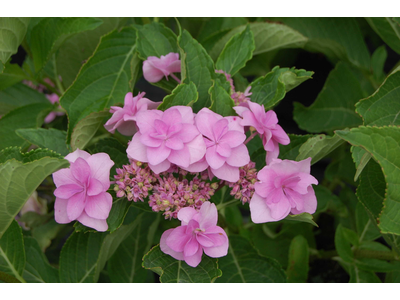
[16, 128, 69, 156]
[106, 196, 132, 233]
[56, 17, 124, 88]
[335, 224, 354, 263]
[0, 82, 49, 116]
[0, 147, 68, 238]
[371, 45, 387, 84]
[108, 211, 160, 283]
[142, 245, 222, 283]
[250, 66, 313, 109]
[179, 30, 216, 112]
[215, 25, 255, 76]
[0, 18, 30, 72]
[31, 219, 65, 252]
[216, 235, 286, 282]
[23, 237, 59, 283]
[209, 79, 235, 117]
[0, 220, 25, 283]
[293, 62, 368, 133]
[356, 66, 400, 126]
[0, 102, 53, 150]
[135, 22, 178, 60]
[278, 134, 314, 161]
[366, 18, 400, 55]
[336, 126, 400, 235]
[0, 62, 26, 90]
[61, 27, 136, 148]
[356, 202, 381, 243]
[284, 212, 318, 227]
[29, 17, 103, 73]
[130, 52, 141, 91]
[324, 145, 357, 185]
[286, 235, 309, 283]
[277, 17, 370, 70]
[296, 133, 345, 165]
[157, 82, 198, 111]
[210, 22, 307, 61]
[352, 146, 372, 182]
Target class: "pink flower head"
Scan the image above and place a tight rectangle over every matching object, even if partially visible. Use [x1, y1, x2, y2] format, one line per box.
[126, 106, 206, 174]
[250, 157, 318, 223]
[52, 149, 115, 232]
[188, 108, 250, 182]
[142, 52, 181, 83]
[160, 201, 229, 267]
[104, 92, 159, 136]
[234, 100, 290, 164]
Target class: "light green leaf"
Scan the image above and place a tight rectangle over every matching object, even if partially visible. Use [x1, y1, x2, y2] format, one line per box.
[284, 212, 318, 227]
[0, 82, 49, 116]
[215, 25, 255, 76]
[336, 126, 400, 235]
[0, 62, 27, 91]
[16, 128, 69, 156]
[0, 220, 25, 283]
[250, 66, 313, 109]
[209, 79, 235, 117]
[216, 235, 286, 283]
[278, 134, 314, 161]
[0, 102, 53, 151]
[366, 18, 400, 55]
[0, 18, 30, 72]
[56, 17, 124, 88]
[286, 235, 309, 283]
[0, 147, 68, 238]
[29, 17, 103, 72]
[108, 211, 160, 283]
[296, 133, 345, 165]
[179, 30, 216, 112]
[293, 62, 369, 133]
[31, 219, 65, 252]
[143, 245, 222, 283]
[157, 82, 198, 111]
[356, 202, 382, 243]
[210, 22, 307, 61]
[61, 27, 136, 148]
[135, 22, 178, 60]
[352, 146, 372, 182]
[356, 66, 400, 126]
[130, 52, 141, 91]
[23, 237, 59, 283]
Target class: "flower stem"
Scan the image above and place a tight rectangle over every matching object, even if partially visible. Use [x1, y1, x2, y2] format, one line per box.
[170, 73, 181, 84]
[244, 132, 258, 145]
[216, 199, 239, 210]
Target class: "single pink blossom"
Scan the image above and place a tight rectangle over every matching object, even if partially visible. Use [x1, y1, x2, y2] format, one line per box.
[143, 52, 181, 83]
[234, 100, 290, 164]
[52, 149, 114, 232]
[187, 108, 250, 182]
[44, 93, 64, 123]
[104, 92, 159, 136]
[126, 106, 206, 174]
[250, 157, 318, 223]
[160, 201, 229, 267]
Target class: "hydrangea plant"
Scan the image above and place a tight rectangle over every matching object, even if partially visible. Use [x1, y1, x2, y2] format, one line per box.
[1, 17, 400, 284]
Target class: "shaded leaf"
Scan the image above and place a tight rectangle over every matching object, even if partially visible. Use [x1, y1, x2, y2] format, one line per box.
[278, 134, 314, 161]
[0, 62, 26, 90]
[286, 235, 309, 283]
[284, 212, 318, 227]
[157, 82, 198, 111]
[366, 17, 400, 55]
[209, 79, 235, 117]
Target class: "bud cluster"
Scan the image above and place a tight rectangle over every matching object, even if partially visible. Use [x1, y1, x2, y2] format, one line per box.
[226, 161, 257, 204]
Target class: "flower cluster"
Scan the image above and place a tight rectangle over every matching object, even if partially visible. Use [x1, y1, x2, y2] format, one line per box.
[226, 161, 257, 204]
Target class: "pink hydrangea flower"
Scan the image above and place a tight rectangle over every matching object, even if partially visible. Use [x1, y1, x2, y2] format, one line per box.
[104, 92, 159, 136]
[126, 106, 206, 174]
[52, 149, 114, 232]
[250, 157, 318, 223]
[160, 201, 229, 267]
[187, 108, 250, 182]
[234, 100, 290, 164]
[142, 52, 181, 83]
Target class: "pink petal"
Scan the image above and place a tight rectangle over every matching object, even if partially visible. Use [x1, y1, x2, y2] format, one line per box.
[174, 124, 199, 143]
[136, 110, 162, 134]
[54, 198, 71, 224]
[219, 130, 246, 148]
[167, 60, 181, 74]
[254, 180, 276, 198]
[143, 60, 165, 82]
[66, 192, 86, 221]
[216, 143, 231, 158]
[140, 133, 163, 148]
[203, 227, 229, 258]
[44, 112, 56, 124]
[195, 108, 221, 140]
[291, 186, 317, 215]
[226, 116, 245, 132]
[266, 141, 280, 165]
[147, 143, 171, 166]
[206, 146, 226, 169]
[178, 207, 198, 225]
[52, 168, 77, 188]
[85, 192, 113, 219]
[64, 149, 91, 163]
[162, 107, 182, 126]
[184, 157, 209, 173]
[198, 201, 218, 229]
[291, 173, 318, 194]
[204, 226, 228, 247]
[70, 157, 90, 184]
[77, 211, 108, 232]
[86, 153, 114, 190]
[241, 110, 262, 133]
[212, 119, 229, 141]
[233, 106, 249, 117]
[160, 229, 184, 260]
[87, 178, 104, 196]
[226, 144, 250, 167]
[166, 226, 191, 252]
[271, 125, 290, 145]
[185, 134, 206, 164]
[211, 163, 240, 182]
[249, 193, 276, 223]
[171, 106, 195, 124]
[262, 109, 279, 128]
[54, 184, 83, 199]
[184, 236, 200, 257]
[127, 132, 149, 162]
[284, 188, 304, 212]
[183, 246, 203, 267]
[168, 146, 190, 168]
[196, 234, 215, 248]
[148, 160, 171, 174]
[266, 189, 291, 221]
[116, 120, 137, 136]
[165, 137, 184, 150]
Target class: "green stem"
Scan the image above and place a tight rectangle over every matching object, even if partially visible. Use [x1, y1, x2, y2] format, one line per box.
[354, 249, 399, 261]
[0, 270, 21, 283]
[52, 55, 65, 95]
[216, 199, 239, 210]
